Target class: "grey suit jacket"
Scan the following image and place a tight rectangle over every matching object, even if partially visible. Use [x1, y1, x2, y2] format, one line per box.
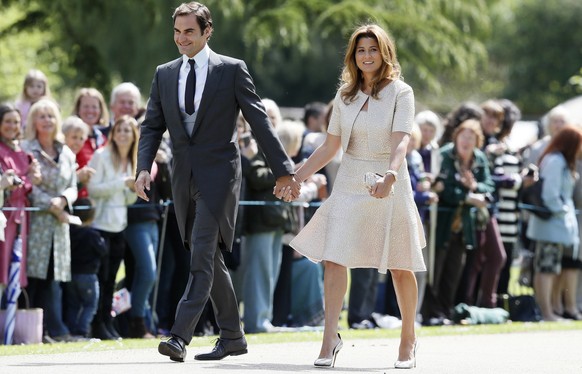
[137, 50, 294, 251]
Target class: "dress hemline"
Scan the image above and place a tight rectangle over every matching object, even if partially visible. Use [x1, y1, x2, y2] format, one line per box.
[292, 247, 427, 275]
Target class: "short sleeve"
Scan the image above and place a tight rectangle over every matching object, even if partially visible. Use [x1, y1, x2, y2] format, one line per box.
[327, 91, 342, 137]
[392, 84, 415, 134]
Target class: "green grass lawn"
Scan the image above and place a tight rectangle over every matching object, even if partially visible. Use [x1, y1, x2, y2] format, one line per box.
[1, 320, 581, 357]
[3, 261, 578, 356]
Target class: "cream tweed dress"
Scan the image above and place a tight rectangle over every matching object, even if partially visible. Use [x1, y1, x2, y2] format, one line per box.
[290, 80, 426, 273]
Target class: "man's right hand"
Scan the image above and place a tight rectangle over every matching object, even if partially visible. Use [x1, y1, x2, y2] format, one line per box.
[274, 175, 301, 202]
[135, 170, 151, 201]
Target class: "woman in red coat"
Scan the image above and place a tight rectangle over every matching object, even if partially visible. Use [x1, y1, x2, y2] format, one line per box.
[0, 103, 41, 299]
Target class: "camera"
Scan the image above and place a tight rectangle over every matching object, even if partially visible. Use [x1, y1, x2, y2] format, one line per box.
[12, 175, 23, 186]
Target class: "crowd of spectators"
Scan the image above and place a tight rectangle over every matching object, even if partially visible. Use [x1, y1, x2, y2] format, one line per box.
[0, 68, 581, 344]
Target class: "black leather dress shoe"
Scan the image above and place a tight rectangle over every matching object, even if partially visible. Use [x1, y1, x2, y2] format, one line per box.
[194, 336, 248, 361]
[158, 336, 187, 362]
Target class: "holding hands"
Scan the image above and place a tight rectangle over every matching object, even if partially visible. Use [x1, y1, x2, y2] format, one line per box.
[274, 175, 301, 202]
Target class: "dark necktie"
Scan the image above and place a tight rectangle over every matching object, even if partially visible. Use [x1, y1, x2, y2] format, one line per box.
[185, 59, 196, 115]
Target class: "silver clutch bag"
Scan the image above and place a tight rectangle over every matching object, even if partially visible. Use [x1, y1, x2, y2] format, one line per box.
[364, 172, 383, 191]
[364, 172, 395, 195]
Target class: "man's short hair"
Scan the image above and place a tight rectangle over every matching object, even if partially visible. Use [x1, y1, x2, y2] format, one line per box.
[173, 2, 213, 39]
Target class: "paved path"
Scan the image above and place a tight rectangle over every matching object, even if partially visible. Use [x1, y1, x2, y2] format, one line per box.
[1, 330, 580, 373]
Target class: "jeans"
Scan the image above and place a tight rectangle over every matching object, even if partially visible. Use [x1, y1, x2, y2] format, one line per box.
[290, 257, 324, 326]
[124, 221, 159, 318]
[242, 230, 284, 333]
[64, 273, 99, 336]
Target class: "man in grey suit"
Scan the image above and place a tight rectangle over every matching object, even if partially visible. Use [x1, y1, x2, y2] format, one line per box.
[135, 2, 300, 362]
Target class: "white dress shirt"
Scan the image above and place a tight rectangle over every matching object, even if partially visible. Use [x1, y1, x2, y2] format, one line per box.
[178, 45, 210, 114]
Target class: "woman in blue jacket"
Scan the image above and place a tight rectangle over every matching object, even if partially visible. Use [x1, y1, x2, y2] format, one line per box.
[526, 125, 582, 321]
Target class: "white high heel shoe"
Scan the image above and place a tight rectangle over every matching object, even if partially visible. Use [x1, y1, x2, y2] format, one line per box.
[394, 340, 417, 369]
[314, 333, 343, 368]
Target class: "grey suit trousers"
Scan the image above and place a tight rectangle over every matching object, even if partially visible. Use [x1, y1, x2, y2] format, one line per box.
[170, 179, 243, 344]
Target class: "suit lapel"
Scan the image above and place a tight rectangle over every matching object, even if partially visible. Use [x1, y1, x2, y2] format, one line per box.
[191, 51, 224, 138]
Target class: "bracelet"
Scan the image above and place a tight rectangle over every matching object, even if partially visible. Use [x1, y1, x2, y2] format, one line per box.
[385, 170, 398, 181]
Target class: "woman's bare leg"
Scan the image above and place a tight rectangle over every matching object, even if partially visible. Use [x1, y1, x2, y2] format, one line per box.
[391, 269, 418, 361]
[534, 272, 561, 321]
[562, 269, 581, 317]
[318, 261, 347, 359]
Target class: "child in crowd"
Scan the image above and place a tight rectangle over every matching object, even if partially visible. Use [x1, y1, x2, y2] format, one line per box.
[15, 69, 51, 131]
[64, 197, 106, 337]
[62, 116, 95, 195]
[62, 116, 89, 156]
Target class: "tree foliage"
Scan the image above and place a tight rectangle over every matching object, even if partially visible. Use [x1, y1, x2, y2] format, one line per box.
[207, 0, 493, 106]
[489, 0, 582, 115]
[0, 5, 67, 103]
[0, 0, 177, 105]
[0, 0, 493, 108]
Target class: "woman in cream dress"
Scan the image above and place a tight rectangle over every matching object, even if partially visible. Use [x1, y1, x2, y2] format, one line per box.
[289, 25, 426, 369]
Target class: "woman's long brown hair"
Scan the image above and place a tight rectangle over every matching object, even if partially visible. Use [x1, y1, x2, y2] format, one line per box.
[108, 115, 139, 175]
[340, 24, 400, 103]
[539, 125, 582, 171]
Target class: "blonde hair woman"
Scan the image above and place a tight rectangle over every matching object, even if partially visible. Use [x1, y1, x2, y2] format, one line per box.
[289, 24, 425, 369]
[21, 98, 80, 341]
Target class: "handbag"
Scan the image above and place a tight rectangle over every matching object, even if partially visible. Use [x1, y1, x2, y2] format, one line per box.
[520, 177, 552, 220]
[363, 172, 394, 195]
[0, 289, 43, 345]
[501, 295, 542, 322]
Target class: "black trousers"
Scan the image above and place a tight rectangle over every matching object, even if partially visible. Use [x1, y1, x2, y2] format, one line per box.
[170, 183, 242, 345]
[94, 230, 125, 324]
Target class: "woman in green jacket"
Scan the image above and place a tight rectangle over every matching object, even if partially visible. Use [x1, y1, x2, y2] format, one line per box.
[422, 119, 496, 324]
